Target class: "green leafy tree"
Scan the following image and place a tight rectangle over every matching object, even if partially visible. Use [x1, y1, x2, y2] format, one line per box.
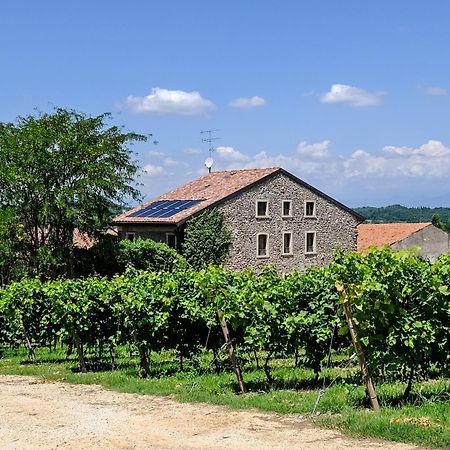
[182, 208, 231, 269]
[0, 108, 146, 278]
[431, 213, 450, 233]
[0, 207, 27, 286]
[355, 204, 450, 225]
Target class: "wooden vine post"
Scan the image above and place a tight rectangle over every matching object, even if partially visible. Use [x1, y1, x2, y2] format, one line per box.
[216, 309, 247, 393]
[336, 283, 380, 410]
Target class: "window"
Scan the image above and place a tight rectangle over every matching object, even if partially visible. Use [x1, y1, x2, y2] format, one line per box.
[305, 231, 316, 254]
[305, 201, 316, 217]
[282, 200, 292, 217]
[166, 232, 177, 249]
[257, 233, 269, 257]
[125, 232, 135, 241]
[256, 200, 269, 218]
[282, 232, 293, 255]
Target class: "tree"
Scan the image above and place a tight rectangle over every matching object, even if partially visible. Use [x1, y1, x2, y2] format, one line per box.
[432, 213, 450, 233]
[182, 208, 231, 269]
[0, 207, 27, 286]
[0, 108, 146, 278]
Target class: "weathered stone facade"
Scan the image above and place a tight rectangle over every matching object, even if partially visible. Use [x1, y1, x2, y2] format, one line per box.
[115, 169, 361, 272]
[217, 172, 359, 272]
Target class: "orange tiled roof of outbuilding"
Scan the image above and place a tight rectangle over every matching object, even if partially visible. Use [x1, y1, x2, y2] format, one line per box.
[357, 222, 431, 252]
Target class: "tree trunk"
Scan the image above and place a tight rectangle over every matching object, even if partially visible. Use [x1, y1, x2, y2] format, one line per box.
[264, 351, 274, 384]
[66, 340, 73, 358]
[23, 330, 35, 361]
[109, 343, 116, 370]
[76, 339, 87, 373]
[137, 344, 150, 378]
[216, 310, 246, 393]
[403, 364, 416, 399]
[253, 350, 260, 369]
[337, 284, 380, 410]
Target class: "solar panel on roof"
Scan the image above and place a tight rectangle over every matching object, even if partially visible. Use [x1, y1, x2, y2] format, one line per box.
[128, 199, 203, 218]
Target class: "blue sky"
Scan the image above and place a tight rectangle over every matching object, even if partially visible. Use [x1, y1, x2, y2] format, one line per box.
[2, 1, 450, 207]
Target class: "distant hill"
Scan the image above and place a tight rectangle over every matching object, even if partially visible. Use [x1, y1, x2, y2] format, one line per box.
[354, 205, 450, 223]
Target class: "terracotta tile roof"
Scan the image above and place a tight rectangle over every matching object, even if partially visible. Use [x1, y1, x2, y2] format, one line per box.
[73, 228, 118, 249]
[114, 167, 281, 224]
[357, 222, 431, 252]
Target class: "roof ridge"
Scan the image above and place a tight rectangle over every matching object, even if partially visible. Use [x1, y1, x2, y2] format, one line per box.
[208, 166, 281, 173]
[114, 166, 281, 223]
[359, 222, 432, 226]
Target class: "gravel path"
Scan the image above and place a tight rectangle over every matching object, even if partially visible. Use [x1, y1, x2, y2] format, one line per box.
[0, 375, 421, 450]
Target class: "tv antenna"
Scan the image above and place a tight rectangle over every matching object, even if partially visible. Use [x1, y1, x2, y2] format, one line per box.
[201, 129, 221, 172]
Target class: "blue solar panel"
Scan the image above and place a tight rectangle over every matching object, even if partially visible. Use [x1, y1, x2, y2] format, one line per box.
[128, 199, 203, 218]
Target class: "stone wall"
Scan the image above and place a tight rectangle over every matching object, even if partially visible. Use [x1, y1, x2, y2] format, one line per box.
[217, 172, 360, 272]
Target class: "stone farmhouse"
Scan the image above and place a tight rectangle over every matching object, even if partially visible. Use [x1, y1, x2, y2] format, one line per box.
[357, 222, 450, 263]
[113, 167, 364, 272]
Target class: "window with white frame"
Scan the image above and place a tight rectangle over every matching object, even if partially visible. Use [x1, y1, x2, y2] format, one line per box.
[305, 231, 316, 254]
[166, 232, 177, 249]
[256, 200, 269, 218]
[257, 233, 269, 257]
[282, 200, 292, 217]
[304, 200, 316, 217]
[282, 232, 293, 255]
[125, 232, 135, 241]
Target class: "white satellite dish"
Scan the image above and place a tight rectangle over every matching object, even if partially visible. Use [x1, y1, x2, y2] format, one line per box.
[205, 157, 214, 171]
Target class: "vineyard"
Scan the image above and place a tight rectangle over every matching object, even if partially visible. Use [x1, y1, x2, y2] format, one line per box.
[0, 247, 448, 396]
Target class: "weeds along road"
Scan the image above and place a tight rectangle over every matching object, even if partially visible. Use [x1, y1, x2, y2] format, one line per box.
[0, 375, 421, 450]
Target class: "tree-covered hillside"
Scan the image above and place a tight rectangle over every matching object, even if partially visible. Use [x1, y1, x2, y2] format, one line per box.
[355, 205, 450, 223]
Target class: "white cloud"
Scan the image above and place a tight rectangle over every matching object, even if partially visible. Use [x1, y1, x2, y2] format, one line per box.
[320, 84, 384, 107]
[229, 96, 266, 109]
[137, 139, 450, 206]
[245, 151, 303, 170]
[212, 139, 450, 183]
[241, 151, 339, 178]
[216, 146, 250, 161]
[143, 164, 164, 176]
[183, 148, 202, 155]
[383, 140, 450, 158]
[297, 140, 331, 159]
[148, 150, 165, 157]
[125, 88, 215, 115]
[420, 85, 448, 96]
[343, 150, 387, 178]
[137, 140, 450, 206]
[163, 157, 188, 168]
[344, 140, 450, 178]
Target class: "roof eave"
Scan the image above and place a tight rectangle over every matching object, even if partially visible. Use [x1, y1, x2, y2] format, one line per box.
[278, 168, 365, 222]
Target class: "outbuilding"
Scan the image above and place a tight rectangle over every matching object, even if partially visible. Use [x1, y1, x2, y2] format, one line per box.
[357, 222, 450, 262]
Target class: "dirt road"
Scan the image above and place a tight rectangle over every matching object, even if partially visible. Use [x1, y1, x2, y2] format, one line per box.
[0, 375, 420, 449]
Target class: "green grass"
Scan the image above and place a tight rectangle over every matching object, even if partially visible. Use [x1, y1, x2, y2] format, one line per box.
[0, 347, 449, 449]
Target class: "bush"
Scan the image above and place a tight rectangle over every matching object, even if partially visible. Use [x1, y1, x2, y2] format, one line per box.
[182, 208, 231, 270]
[117, 238, 186, 273]
[73, 236, 186, 277]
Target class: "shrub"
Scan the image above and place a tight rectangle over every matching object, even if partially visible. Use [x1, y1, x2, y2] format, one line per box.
[117, 237, 186, 273]
[182, 208, 231, 270]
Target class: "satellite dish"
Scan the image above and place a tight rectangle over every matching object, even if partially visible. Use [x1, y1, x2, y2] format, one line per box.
[204, 157, 214, 170]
